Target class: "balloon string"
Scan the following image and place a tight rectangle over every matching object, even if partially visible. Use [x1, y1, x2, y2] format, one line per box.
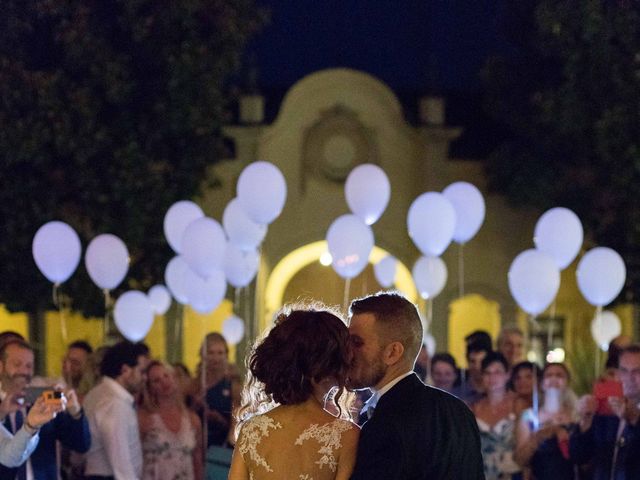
[234, 287, 241, 313]
[458, 243, 465, 298]
[343, 278, 351, 314]
[173, 303, 183, 355]
[103, 289, 111, 344]
[532, 369, 539, 431]
[253, 250, 262, 341]
[200, 318, 208, 460]
[595, 305, 603, 377]
[426, 299, 433, 331]
[527, 313, 538, 359]
[547, 300, 557, 349]
[244, 287, 250, 343]
[53, 284, 69, 345]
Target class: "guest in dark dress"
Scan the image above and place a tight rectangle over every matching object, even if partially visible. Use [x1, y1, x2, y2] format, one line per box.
[514, 363, 578, 479]
[191, 333, 241, 447]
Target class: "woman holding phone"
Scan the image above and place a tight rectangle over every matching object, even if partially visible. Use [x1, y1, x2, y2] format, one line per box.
[514, 363, 578, 479]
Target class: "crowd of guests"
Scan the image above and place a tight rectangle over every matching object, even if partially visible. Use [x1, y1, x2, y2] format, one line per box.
[417, 327, 640, 479]
[0, 331, 240, 480]
[1, 319, 640, 479]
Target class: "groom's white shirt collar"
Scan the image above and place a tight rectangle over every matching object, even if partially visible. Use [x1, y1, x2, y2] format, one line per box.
[365, 370, 414, 410]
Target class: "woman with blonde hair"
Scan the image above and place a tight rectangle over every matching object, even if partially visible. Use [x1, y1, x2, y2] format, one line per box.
[138, 361, 203, 480]
[228, 303, 359, 480]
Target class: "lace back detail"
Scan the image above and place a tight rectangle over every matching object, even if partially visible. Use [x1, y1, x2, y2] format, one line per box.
[238, 413, 354, 480]
[295, 420, 352, 472]
[238, 415, 283, 472]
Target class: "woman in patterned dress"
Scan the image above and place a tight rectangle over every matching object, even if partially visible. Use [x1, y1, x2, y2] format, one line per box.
[138, 361, 203, 480]
[228, 303, 360, 480]
[472, 351, 522, 480]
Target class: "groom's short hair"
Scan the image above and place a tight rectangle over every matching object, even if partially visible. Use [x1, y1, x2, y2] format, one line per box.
[350, 291, 423, 363]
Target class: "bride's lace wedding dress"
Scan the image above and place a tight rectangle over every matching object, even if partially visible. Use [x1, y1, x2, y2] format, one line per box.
[236, 408, 358, 480]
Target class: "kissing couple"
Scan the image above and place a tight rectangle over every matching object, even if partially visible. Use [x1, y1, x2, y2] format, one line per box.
[229, 291, 485, 480]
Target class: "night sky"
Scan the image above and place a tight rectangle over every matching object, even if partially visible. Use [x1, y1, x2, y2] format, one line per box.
[249, 1, 511, 93]
[245, 1, 513, 157]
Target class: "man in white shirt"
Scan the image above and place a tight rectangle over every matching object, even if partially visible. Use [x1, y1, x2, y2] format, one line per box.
[84, 341, 146, 480]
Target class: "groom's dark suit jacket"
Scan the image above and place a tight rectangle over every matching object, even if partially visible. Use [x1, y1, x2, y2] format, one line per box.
[351, 373, 485, 480]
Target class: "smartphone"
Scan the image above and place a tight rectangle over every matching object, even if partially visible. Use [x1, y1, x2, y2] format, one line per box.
[593, 380, 624, 416]
[23, 386, 49, 405]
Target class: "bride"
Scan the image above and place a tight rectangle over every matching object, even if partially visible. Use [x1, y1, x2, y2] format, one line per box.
[228, 303, 359, 480]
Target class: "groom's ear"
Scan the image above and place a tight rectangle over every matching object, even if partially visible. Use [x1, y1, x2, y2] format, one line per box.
[383, 341, 405, 366]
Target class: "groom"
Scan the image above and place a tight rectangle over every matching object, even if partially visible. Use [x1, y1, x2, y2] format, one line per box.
[348, 292, 484, 480]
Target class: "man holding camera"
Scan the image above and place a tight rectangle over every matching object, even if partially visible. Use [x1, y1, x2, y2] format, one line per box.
[0, 339, 90, 479]
[570, 344, 640, 479]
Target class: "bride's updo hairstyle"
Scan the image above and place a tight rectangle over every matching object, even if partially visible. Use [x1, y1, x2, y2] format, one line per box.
[236, 302, 353, 428]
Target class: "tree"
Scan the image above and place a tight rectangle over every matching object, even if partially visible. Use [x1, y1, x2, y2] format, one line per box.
[0, 0, 265, 317]
[483, 0, 640, 300]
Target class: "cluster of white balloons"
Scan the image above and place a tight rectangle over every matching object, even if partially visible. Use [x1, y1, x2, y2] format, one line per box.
[406, 182, 485, 299]
[509, 208, 583, 316]
[31, 161, 286, 344]
[508, 206, 627, 349]
[32, 221, 155, 342]
[326, 164, 389, 279]
[32, 222, 130, 291]
[162, 161, 286, 344]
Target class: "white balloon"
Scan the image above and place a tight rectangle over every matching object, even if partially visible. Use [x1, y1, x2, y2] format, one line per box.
[591, 310, 622, 351]
[374, 255, 398, 288]
[114, 290, 154, 342]
[85, 234, 129, 290]
[223, 198, 267, 251]
[181, 217, 226, 279]
[183, 267, 226, 314]
[442, 181, 485, 244]
[407, 192, 457, 257]
[165, 256, 190, 304]
[534, 207, 583, 269]
[32, 221, 82, 284]
[222, 315, 245, 345]
[163, 201, 204, 254]
[326, 214, 374, 279]
[224, 244, 260, 289]
[148, 285, 172, 315]
[237, 161, 287, 225]
[508, 249, 560, 315]
[345, 164, 391, 225]
[412, 256, 448, 300]
[577, 247, 626, 306]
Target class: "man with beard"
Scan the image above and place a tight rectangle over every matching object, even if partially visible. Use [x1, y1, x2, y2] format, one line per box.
[84, 341, 146, 479]
[62, 341, 93, 392]
[571, 344, 640, 478]
[0, 339, 90, 479]
[348, 292, 484, 480]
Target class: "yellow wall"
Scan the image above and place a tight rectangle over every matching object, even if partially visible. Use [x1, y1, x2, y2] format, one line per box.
[0, 305, 29, 339]
[0, 299, 238, 377]
[448, 293, 501, 367]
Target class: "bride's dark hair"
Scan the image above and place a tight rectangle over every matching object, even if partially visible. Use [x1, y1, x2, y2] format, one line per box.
[235, 302, 354, 431]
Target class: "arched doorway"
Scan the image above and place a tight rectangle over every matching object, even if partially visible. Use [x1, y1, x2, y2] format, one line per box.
[263, 241, 417, 332]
